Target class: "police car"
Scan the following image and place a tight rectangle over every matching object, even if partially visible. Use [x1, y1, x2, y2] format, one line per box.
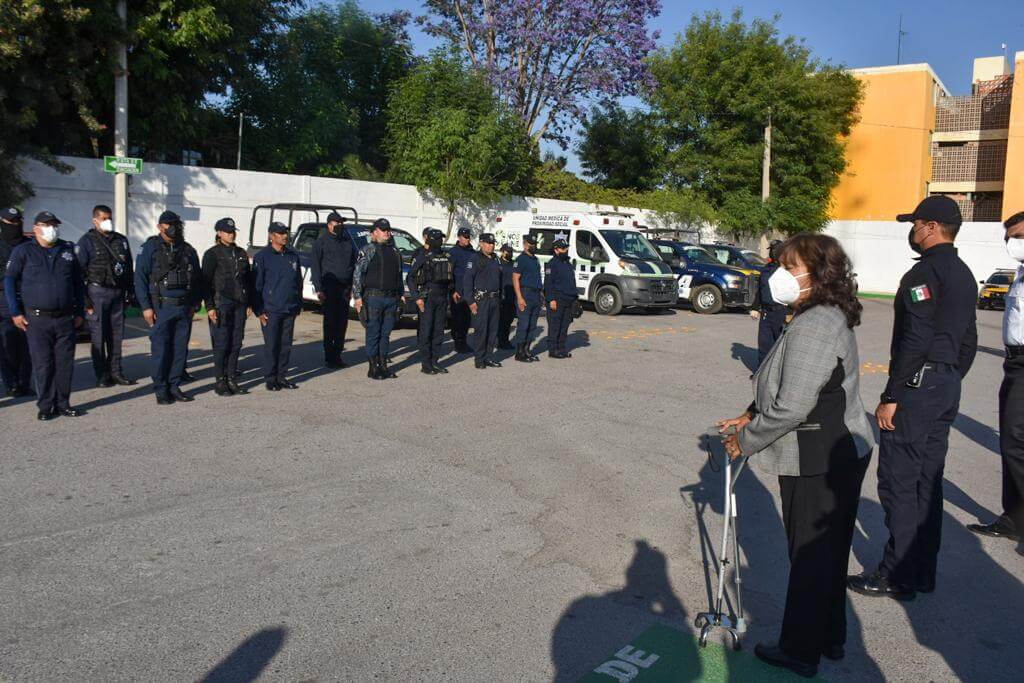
[978, 269, 1016, 310]
[651, 239, 758, 314]
[701, 242, 768, 273]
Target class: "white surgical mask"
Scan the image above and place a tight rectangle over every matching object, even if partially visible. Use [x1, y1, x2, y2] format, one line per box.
[99, 218, 113, 232]
[1006, 238, 1024, 262]
[768, 267, 811, 305]
[39, 225, 59, 244]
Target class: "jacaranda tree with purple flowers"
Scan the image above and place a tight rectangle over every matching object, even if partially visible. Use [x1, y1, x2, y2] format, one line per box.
[418, 0, 662, 146]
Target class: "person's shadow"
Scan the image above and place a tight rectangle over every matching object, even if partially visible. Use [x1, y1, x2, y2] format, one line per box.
[729, 342, 759, 374]
[550, 539, 700, 682]
[200, 626, 286, 682]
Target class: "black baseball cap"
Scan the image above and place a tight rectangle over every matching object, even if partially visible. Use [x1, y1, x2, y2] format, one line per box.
[268, 221, 289, 234]
[552, 238, 569, 250]
[2, 207, 22, 222]
[326, 211, 345, 224]
[371, 218, 391, 231]
[523, 234, 538, 244]
[426, 228, 445, 241]
[34, 210, 61, 225]
[479, 233, 496, 244]
[214, 217, 236, 232]
[158, 210, 182, 225]
[897, 196, 962, 225]
[457, 227, 472, 238]
[422, 226, 432, 236]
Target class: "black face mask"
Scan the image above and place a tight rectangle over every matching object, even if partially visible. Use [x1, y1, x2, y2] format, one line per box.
[427, 237, 443, 250]
[165, 223, 184, 242]
[1, 221, 22, 244]
[908, 227, 923, 255]
[556, 251, 570, 261]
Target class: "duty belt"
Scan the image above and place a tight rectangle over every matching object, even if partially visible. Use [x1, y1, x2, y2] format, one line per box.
[29, 308, 72, 318]
[1007, 345, 1024, 358]
[156, 295, 189, 306]
[474, 290, 500, 301]
[364, 288, 400, 298]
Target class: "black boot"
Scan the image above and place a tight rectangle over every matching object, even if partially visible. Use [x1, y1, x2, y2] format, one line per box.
[379, 356, 397, 379]
[515, 344, 528, 362]
[226, 377, 248, 395]
[214, 378, 232, 396]
[111, 371, 136, 386]
[526, 345, 540, 361]
[367, 358, 379, 379]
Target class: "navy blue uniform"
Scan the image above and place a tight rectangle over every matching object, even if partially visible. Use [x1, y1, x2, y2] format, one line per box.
[202, 242, 252, 382]
[134, 236, 201, 396]
[513, 252, 542, 349]
[463, 252, 503, 363]
[253, 245, 303, 384]
[408, 249, 453, 370]
[76, 229, 133, 382]
[4, 239, 85, 413]
[448, 243, 477, 347]
[544, 256, 577, 356]
[755, 262, 788, 365]
[877, 243, 978, 588]
[497, 257, 516, 347]
[0, 234, 33, 394]
[311, 229, 356, 365]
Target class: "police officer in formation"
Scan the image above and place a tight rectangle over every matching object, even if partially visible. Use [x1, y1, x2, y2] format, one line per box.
[752, 239, 788, 366]
[544, 238, 577, 359]
[497, 244, 516, 350]
[849, 196, 978, 600]
[408, 228, 453, 375]
[511, 234, 542, 363]
[201, 217, 252, 396]
[76, 204, 136, 387]
[253, 221, 302, 391]
[353, 218, 405, 380]
[311, 212, 356, 369]
[3, 211, 85, 420]
[135, 210, 201, 405]
[448, 227, 477, 353]
[463, 233, 504, 369]
[0, 207, 33, 397]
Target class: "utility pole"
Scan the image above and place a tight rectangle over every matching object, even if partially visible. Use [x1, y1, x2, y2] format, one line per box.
[236, 113, 244, 170]
[761, 109, 772, 202]
[114, 0, 128, 234]
[897, 14, 906, 65]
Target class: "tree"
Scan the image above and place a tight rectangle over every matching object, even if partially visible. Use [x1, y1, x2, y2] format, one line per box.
[648, 11, 861, 235]
[418, 0, 661, 146]
[385, 53, 537, 236]
[231, 2, 414, 176]
[577, 104, 664, 191]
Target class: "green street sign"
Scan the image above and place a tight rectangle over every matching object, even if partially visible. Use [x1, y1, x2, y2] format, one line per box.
[103, 156, 143, 174]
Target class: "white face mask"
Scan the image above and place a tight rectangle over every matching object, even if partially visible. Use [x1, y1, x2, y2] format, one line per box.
[98, 218, 113, 232]
[769, 267, 811, 305]
[39, 225, 59, 244]
[1006, 238, 1024, 262]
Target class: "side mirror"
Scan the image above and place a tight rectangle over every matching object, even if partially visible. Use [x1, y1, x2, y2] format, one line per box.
[979, 280, 986, 285]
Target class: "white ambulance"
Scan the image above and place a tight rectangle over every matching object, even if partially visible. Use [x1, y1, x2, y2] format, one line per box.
[489, 211, 677, 315]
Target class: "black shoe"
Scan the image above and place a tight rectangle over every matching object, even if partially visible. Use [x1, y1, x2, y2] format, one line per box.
[277, 379, 298, 389]
[563, 351, 573, 358]
[421, 366, 438, 375]
[754, 643, 816, 678]
[37, 409, 57, 421]
[485, 359, 502, 368]
[226, 378, 248, 395]
[180, 370, 194, 383]
[96, 374, 115, 388]
[266, 381, 281, 391]
[367, 359, 379, 379]
[514, 344, 528, 362]
[847, 571, 915, 601]
[431, 364, 449, 374]
[379, 357, 397, 379]
[156, 393, 174, 405]
[527, 349, 540, 362]
[549, 351, 567, 359]
[475, 360, 487, 369]
[822, 644, 845, 661]
[60, 407, 82, 417]
[111, 373, 137, 386]
[967, 519, 1020, 541]
[169, 388, 194, 402]
[214, 379, 233, 396]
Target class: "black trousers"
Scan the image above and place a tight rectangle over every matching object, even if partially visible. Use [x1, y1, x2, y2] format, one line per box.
[498, 297, 516, 345]
[998, 355, 1024, 531]
[417, 293, 447, 368]
[545, 298, 574, 354]
[450, 296, 471, 343]
[25, 314, 76, 413]
[0, 299, 32, 392]
[778, 454, 870, 665]
[322, 283, 351, 364]
[86, 284, 126, 379]
[209, 299, 246, 380]
[261, 312, 296, 381]
[878, 365, 961, 585]
[472, 297, 499, 362]
[757, 308, 787, 365]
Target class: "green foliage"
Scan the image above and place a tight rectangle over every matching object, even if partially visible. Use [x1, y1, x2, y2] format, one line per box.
[577, 105, 664, 191]
[648, 11, 862, 235]
[386, 53, 537, 235]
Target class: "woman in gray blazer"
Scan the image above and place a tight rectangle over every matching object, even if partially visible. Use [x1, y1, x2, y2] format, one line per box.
[718, 234, 874, 678]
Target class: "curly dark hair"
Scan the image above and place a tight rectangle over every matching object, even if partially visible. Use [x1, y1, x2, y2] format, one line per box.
[777, 233, 862, 328]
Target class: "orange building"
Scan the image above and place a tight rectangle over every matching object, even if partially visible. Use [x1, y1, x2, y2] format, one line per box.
[832, 53, 1024, 223]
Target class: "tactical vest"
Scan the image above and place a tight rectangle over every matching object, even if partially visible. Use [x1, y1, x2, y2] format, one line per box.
[364, 244, 402, 291]
[149, 237, 193, 294]
[86, 230, 131, 289]
[211, 243, 250, 305]
[416, 252, 453, 286]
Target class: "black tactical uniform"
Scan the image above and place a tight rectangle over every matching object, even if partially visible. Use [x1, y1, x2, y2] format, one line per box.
[202, 217, 252, 395]
[76, 223, 134, 385]
[408, 229, 453, 374]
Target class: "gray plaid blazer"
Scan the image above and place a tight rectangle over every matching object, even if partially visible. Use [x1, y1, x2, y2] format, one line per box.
[738, 304, 874, 476]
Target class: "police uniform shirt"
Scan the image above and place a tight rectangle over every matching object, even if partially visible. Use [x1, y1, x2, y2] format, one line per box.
[544, 257, 577, 301]
[202, 242, 252, 309]
[253, 244, 303, 315]
[513, 252, 542, 290]
[3, 239, 85, 316]
[76, 230, 133, 289]
[449, 243, 477, 286]
[462, 252, 501, 298]
[408, 250, 451, 299]
[310, 228, 355, 290]
[1004, 265, 1024, 346]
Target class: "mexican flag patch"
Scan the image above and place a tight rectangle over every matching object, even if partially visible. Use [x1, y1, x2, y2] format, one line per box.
[910, 284, 932, 303]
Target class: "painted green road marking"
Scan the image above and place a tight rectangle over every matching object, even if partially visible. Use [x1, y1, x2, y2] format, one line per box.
[578, 623, 823, 682]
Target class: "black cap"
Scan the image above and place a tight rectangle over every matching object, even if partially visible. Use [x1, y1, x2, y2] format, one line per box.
[479, 233, 496, 244]
[214, 217, 236, 232]
[426, 228, 445, 241]
[500, 243, 513, 251]
[326, 212, 345, 224]
[457, 227, 472, 238]
[268, 221, 289, 234]
[422, 226, 432, 236]
[2, 207, 22, 222]
[523, 234, 538, 244]
[33, 210, 61, 225]
[371, 218, 391, 231]
[158, 210, 182, 225]
[897, 196, 962, 225]
[553, 238, 569, 250]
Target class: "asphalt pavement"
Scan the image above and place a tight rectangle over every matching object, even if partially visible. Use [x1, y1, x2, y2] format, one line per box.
[0, 300, 1019, 681]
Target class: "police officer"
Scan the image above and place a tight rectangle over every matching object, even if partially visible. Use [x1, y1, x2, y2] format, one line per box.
[201, 217, 252, 396]
[410, 226, 432, 262]
[311, 212, 356, 368]
[3, 211, 85, 420]
[849, 196, 978, 599]
[497, 244, 516, 350]
[408, 228, 453, 375]
[76, 204, 135, 387]
[512, 234, 542, 363]
[544, 238, 578, 359]
[0, 207, 33, 397]
[752, 239, 788, 366]
[135, 210, 201, 405]
[463, 233, 503, 369]
[353, 218, 405, 380]
[968, 210, 1024, 544]
[253, 222, 302, 391]
[448, 227, 477, 353]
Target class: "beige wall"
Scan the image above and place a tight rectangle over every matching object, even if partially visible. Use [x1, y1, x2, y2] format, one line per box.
[1003, 52, 1024, 221]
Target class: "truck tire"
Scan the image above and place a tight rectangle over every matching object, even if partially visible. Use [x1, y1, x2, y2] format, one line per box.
[691, 284, 724, 315]
[594, 285, 623, 316]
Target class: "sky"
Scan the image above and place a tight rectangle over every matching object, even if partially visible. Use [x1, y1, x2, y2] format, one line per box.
[368, 0, 1024, 172]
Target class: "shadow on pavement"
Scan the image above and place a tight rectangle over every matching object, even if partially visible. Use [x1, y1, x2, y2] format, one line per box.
[200, 626, 287, 683]
[952, 411, 1001, 455]
[729, 343, 759, 374]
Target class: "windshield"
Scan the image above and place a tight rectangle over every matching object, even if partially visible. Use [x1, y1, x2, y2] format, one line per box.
[348, 227, 421, 258]
[988, 273, 1014, 285]
[599, 230, 661, 261]
[681, 246, 720, 265]
[741, 250, 767, 266]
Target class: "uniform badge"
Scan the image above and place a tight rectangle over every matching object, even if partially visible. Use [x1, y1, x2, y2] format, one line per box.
[910, 284, 931, 303]
[61, 251, 73, 261]
[466, 261, 473, 269]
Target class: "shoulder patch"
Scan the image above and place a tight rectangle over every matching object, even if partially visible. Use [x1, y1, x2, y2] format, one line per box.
[909, 284, 932, 303]
[466, 260, 473, 269]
